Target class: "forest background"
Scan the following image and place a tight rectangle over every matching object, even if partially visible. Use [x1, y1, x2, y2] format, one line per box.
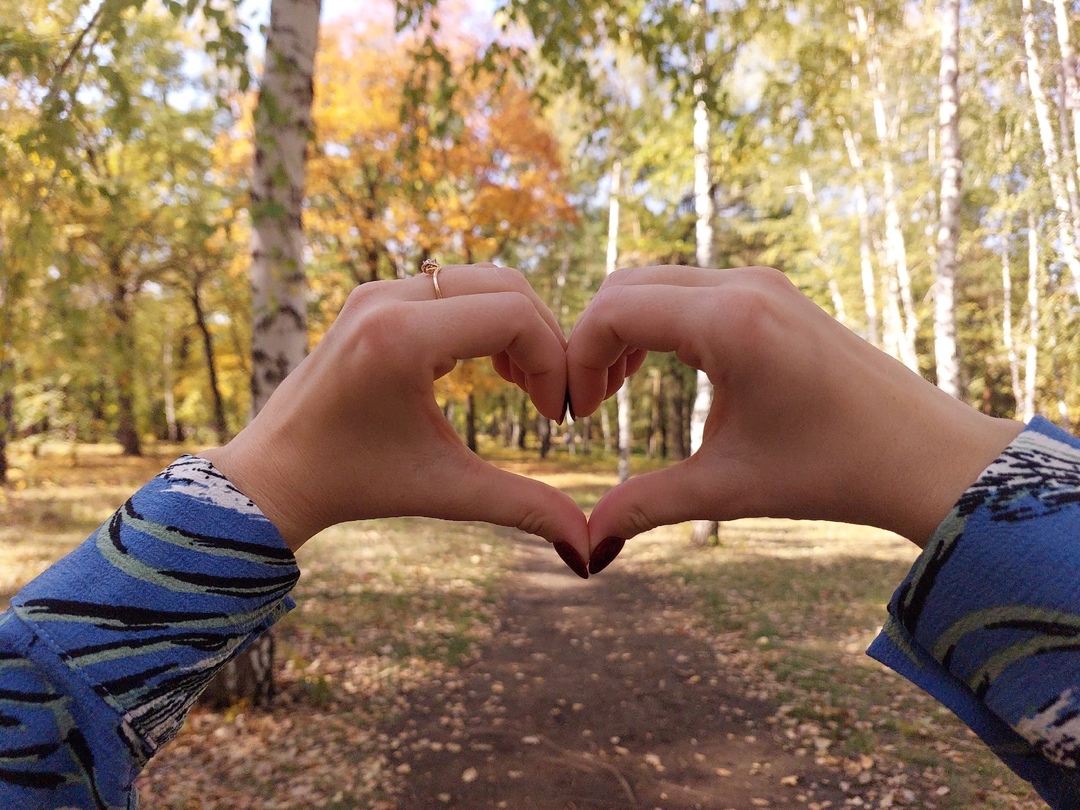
[2, 0, 1079, 476]
[1, 1, 1079, 806]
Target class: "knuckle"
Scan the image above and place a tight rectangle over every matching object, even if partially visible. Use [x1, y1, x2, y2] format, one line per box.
[602, 266, 639, 287]
[355, 302, 411, 357]
[590, 282, 627, 312]
[743, 265, 793, 291]
[516, 504, 549, 538]
[494, 264, 529, 292]
[623, 501, 656, 537]
[342, 280, 392, 314]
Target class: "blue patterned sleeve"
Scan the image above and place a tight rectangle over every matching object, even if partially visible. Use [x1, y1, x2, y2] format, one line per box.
[868, 416, 1080, 808]
[0, 455, 300, 809]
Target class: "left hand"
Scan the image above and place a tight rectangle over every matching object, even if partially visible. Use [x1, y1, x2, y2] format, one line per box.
[201, 264, 591, 577]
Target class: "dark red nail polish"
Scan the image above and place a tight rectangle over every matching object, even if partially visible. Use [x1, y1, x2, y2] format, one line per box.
[553, 541, 589, 579]
[565, 387, 576, 421]
[588, 536, 626, 575]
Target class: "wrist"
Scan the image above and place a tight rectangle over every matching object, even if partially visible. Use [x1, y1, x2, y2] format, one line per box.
[198, 433, 317, 553]
[885, 405, 1023, 546]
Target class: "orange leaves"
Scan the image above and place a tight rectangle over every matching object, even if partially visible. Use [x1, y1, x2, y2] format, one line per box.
[302, 1, 573, 339]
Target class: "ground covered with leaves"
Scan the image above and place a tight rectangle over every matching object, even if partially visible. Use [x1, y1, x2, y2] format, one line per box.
[0, 444, 1047, 809]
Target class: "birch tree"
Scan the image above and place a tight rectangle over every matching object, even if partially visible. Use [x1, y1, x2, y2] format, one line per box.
[851, 5, 919, 371]
[205, 0, 323, 710]
[689, 8, 717, 545]
[1023, 210, 1040, 423]
[605, 160, 633, 483]
[1052, 0, 1080, 201]
[933, 0, 961, 398]
[249, 0, 323, 416]
[1020, 0, 1080, 303]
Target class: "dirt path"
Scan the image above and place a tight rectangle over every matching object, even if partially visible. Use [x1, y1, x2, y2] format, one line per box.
[387, 533, 849, 810]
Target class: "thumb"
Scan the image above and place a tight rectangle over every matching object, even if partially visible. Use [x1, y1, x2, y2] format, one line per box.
[587, 458, 717, 574]
[435, 457, 591, 579]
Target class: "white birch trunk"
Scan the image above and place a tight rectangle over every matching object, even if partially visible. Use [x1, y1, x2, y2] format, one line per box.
[163, 336, 178, 443]
[841, 125, 880, 345]
[249, 0, 322, 416]
[1058, 71, 1080, 242]
[606, 159, 632, 484]
[1021, 0, 1080, 303]
[933, 0, 961, 398]
[1024, 210, 1040, 423]
[854, 6, 918, 370]
[207, 0, 322, 711]
[799, 167, 848, 325]
[690, 71, 718, 545]
[1052, 0, 1080, 193]
[1001, 241, 1022, 414]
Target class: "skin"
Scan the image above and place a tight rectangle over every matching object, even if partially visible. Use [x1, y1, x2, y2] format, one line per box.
[202, 262, 1023, 579]
[200, 264, 591, 575]
[566, 265, 1023, 565]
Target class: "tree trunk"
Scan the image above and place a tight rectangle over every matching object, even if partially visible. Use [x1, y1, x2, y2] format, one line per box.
[516, 395, 527, 450]
[799, 168, 847, 325]
[1023, 210, 1040, 423]
[933, 0, 962, 398]
[601, 402, 612, 455]
[647, 368, 662, 460]
[606, 158, 632, 484]
[538, 415, 552, 459]
[616, 383, 631, 480]
[0, 368, 12, 485]
[690, 51, 718, 545]
[207, 0, 322, 711]
[1021, 0, 1080, 302]
[1058, 71, 1080, 242]
[163, 338, 178, 443]
[192, 286, 230, 444]
[249, 0, 322, 416]
[667, 358, 688, 461]
[111, 279, 142, 457]
[1001, 238, 1023, 414]
[853, 6, 918, 370]
[841, 125, 879, 345]
[465, 392, 477, 453]
[1052, 0, 1080, 197]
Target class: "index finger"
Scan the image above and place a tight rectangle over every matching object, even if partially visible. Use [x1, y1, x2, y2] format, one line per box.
[567, 284, 708, 417]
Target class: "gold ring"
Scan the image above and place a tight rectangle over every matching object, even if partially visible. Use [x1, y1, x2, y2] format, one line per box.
[421, 258, 443, 299]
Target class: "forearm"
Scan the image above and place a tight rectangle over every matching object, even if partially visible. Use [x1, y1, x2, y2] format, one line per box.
[868, 417, 1080, 808]
[0, 456, 299, 809]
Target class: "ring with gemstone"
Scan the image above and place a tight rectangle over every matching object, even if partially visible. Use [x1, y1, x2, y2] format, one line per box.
[420, 258, 443, 299]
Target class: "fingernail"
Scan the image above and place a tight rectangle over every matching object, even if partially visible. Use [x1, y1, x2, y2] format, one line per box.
[565, 386, 576, 421]
[588, 536, 626, 575]
[553, 541, 589, 579]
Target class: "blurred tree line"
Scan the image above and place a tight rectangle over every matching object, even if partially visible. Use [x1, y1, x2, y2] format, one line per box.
[2, 0, 1079, 483]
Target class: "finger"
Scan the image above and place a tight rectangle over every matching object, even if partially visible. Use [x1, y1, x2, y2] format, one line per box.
[432, 455, 591, 578]
[398, 264, 567, 346]
[597, 265, 732, 290]
[625, 348, 648, 377]
[605, 355, 628, 400]
[491, 351, 513, 384]
[587, 457, 729, 551]
[567, 285, 706, 417]
[410, 292, 568, 420]
[510, 361, 527, 390]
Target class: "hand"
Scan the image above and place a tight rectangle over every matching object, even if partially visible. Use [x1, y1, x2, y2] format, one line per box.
[566, 265, 1023, 570]
[200, 264, 590, 577]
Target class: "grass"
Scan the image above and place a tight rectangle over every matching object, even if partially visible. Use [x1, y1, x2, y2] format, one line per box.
[609, 517, 1046, 810]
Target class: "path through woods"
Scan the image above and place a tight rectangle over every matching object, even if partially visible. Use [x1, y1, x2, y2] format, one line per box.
[387, 534, 849, 810]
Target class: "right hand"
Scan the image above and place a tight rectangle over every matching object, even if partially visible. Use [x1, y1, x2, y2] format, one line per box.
[566, 265, 1022, 572]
